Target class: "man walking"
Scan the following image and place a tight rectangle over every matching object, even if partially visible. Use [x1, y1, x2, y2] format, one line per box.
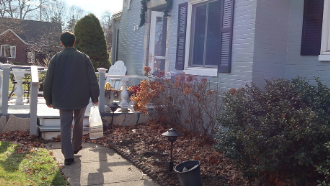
[44, 32, 99, 165]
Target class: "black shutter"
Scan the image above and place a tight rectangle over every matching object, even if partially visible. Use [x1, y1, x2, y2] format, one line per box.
[219, 0, 234, 73]
[301, 0, 324, 56]
[175, 2, 188, 70]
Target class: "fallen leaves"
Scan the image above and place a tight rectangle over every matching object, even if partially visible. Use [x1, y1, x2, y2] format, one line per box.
[83, 122, 251, 186]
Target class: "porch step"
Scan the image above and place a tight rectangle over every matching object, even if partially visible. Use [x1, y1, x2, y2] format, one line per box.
[38, 126, 90, 132]
[38, 116, 90, 140]
[38, 116, 89, 127]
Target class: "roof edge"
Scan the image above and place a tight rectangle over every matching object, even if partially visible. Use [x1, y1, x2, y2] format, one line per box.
[0, 29, 28, 45]
[111, 11, 122, 20]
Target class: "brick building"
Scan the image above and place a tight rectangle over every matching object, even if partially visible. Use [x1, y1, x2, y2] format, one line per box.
[0, 18, 62, 65]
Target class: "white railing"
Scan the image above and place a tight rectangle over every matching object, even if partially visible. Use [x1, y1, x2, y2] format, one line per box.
[0, 64, 11, 115]
[0, 66, 132, 135]
[98, 68, 107, 113]
[29, 66, 39, 135]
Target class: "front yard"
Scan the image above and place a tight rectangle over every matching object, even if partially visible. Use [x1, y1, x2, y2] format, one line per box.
[1, 71, 330, 185]
[0, 131, 68, 185]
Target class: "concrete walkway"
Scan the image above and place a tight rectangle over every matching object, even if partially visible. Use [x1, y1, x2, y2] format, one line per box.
[46, 142, 159, 186]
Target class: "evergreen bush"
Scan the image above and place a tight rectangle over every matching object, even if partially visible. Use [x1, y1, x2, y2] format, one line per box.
[74, 13, 111, 70]
[214, 77, 330, 183]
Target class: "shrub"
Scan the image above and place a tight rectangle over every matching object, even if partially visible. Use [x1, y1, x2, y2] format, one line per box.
[214, 77, 330, 183]
[74, 13, 111, 70]
[131, 68, 223, 136]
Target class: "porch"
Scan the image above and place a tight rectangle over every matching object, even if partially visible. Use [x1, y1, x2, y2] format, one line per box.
[0, 65, 145, 139]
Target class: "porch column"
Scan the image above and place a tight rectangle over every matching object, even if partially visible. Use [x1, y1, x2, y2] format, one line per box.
[97, 68, 107, 113]
[0, 70, 3, 106]
[1, 64, 11, 115]
[29, 66, 39, 135]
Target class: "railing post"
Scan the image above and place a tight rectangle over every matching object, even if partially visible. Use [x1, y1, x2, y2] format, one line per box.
[97, 68, 107, 113]
[29, 66, 39, 135]
[1, 64, 11, 115]
[0, 70, 3, 106]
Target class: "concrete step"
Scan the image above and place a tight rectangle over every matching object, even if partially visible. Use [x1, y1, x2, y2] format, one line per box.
[38, 116, 90, 140]
[38, 116, 89, 127]
[39, 126, 90, 132]
[39, 128, 92, 140]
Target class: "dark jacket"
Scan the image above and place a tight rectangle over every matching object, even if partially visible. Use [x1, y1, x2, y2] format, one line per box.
[43, 47, 99, 109]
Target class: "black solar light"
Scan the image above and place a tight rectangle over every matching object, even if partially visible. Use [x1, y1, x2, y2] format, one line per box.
[109, 102, 120, 125]
[162, 128, 182, 172]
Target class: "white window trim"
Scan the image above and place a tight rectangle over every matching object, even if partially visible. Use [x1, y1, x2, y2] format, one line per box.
[0, 45, 16, 58]
[184, 0, 218, 77]
[184, 67, 218, 76]
[319, 0, 330, 61]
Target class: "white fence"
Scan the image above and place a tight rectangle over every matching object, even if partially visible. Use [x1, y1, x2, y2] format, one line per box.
[0, 65, 109, 135]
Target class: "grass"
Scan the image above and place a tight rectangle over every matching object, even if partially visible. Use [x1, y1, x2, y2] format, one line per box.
[0, 141, 68, 186]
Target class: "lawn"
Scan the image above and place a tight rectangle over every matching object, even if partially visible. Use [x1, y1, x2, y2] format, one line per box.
[0, 141, 68, 186]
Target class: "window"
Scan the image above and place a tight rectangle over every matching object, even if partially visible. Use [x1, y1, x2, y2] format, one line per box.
[190, 0, 221, 67]
[301, 0, 324, 56]
[175, 0, 234, 76]
[0, 45, 16, 58]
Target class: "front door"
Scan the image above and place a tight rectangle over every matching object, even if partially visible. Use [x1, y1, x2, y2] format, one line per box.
[149, 11, 167, 74]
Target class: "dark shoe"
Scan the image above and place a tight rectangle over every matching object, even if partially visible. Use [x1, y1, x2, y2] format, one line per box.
[74, 146, 82, 154]
[64, 158, 74, 165]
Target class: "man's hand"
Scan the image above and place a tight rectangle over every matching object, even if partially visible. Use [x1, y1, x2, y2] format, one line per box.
[93, 102, 98, 106]
[47, 104, 53, 108]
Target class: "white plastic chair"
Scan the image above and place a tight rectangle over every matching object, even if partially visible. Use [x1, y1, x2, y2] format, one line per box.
[105, 60, 127, 89]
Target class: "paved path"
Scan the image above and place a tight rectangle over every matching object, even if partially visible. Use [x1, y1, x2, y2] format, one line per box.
[46, 142, 159, 186]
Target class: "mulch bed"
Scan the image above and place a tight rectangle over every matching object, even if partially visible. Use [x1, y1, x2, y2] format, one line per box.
[83, 120, 251, 186]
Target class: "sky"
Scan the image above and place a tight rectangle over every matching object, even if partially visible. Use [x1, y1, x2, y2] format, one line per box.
[65, 0, 123, 19]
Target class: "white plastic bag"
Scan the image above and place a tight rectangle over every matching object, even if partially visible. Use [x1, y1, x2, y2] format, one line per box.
[89, 106, 103, 139]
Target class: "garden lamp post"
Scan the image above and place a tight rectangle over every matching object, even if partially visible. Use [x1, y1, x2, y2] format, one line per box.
[162, 128, 182, 172]
[109, 102, 120, 126]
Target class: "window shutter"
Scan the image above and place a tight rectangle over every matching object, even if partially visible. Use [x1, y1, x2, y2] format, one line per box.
[219, 0, 234, 73]
[175, 2, 188, 70]
[301, 0, 324, 56]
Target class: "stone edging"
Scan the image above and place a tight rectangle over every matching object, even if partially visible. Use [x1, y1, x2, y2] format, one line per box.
[107, 141, 176, 186]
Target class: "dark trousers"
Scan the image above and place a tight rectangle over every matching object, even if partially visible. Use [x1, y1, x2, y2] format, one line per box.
[59, 106, 86, 159]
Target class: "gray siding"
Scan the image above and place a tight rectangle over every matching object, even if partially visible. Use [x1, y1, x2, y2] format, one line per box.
[285, 0, 330, 85]
[118, 0, 146, 78]
[252, 0, 289, 88]
[167, 0, 257, 90]
[252, 0, 330, 86]
[117, 0, 257, 89]
[117, 0, 330, 90]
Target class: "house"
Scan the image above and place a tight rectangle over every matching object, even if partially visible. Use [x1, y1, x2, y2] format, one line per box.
[0, 18, 62, 65]
[111, 0, 330, 89]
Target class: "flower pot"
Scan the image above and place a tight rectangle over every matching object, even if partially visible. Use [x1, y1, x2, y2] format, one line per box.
[104, 90, 121, 105]
[175, 160, 202, 186]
